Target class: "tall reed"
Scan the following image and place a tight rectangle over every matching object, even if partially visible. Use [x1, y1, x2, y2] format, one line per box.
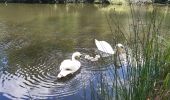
[89, 4, 170, 100]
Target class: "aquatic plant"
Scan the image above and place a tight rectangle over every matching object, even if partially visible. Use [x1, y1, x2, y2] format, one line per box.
[89, 4, 170, 100]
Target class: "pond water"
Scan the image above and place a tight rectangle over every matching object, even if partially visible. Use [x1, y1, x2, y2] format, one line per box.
[0, 4, 169, 100]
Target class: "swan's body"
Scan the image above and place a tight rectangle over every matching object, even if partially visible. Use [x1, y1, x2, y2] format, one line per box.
[95, 39, 128, 66]
[95, 39, 125, 56]
[95, 39, 115, 54]
[57, 52, 82, 78]
[95, 39, 143, 67]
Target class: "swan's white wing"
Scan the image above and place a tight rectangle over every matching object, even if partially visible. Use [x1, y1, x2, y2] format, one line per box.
[59, 59, 72, 70]
[95, 39, 115, 54]
[60, 60, 80, 71]
[72, 60, 81, 71]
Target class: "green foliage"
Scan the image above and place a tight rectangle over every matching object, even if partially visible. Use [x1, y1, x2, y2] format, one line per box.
[89, 4, 170, 100]
[163, 73, 170, 90]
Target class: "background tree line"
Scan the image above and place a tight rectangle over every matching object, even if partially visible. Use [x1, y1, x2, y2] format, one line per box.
[0, 0, 169, 4]
[0, 0, 109, 3]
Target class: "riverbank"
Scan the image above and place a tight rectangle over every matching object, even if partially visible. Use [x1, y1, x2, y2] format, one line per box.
[0, 0, 169, 4]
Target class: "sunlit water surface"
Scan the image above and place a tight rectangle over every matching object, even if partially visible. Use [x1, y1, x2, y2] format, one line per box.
[0, 4, 169, 100]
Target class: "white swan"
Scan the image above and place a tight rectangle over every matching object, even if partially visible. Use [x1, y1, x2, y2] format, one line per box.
[95, 39, 126, 55]
[57, 52, 82, 78]
[95, 39, 115, 54]
[115, 43, 127, 66]
[95, 39, 128, 66]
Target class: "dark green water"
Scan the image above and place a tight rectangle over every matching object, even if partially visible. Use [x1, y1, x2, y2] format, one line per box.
[0, 4, 169, 100]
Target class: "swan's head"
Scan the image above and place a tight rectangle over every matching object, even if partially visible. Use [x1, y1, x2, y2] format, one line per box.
[116, 43, 124, 48]
[115, 43, 126, 54]
[72, 52, 82, 60]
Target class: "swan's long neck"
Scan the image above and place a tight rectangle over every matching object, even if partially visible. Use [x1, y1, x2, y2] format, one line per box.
[72, 55, 77, 61]
[95, 39, 98, 43]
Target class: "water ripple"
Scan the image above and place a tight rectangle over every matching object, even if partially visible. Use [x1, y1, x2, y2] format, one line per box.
[0, 36, 116, 99]
[0, 50, 99, 99]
